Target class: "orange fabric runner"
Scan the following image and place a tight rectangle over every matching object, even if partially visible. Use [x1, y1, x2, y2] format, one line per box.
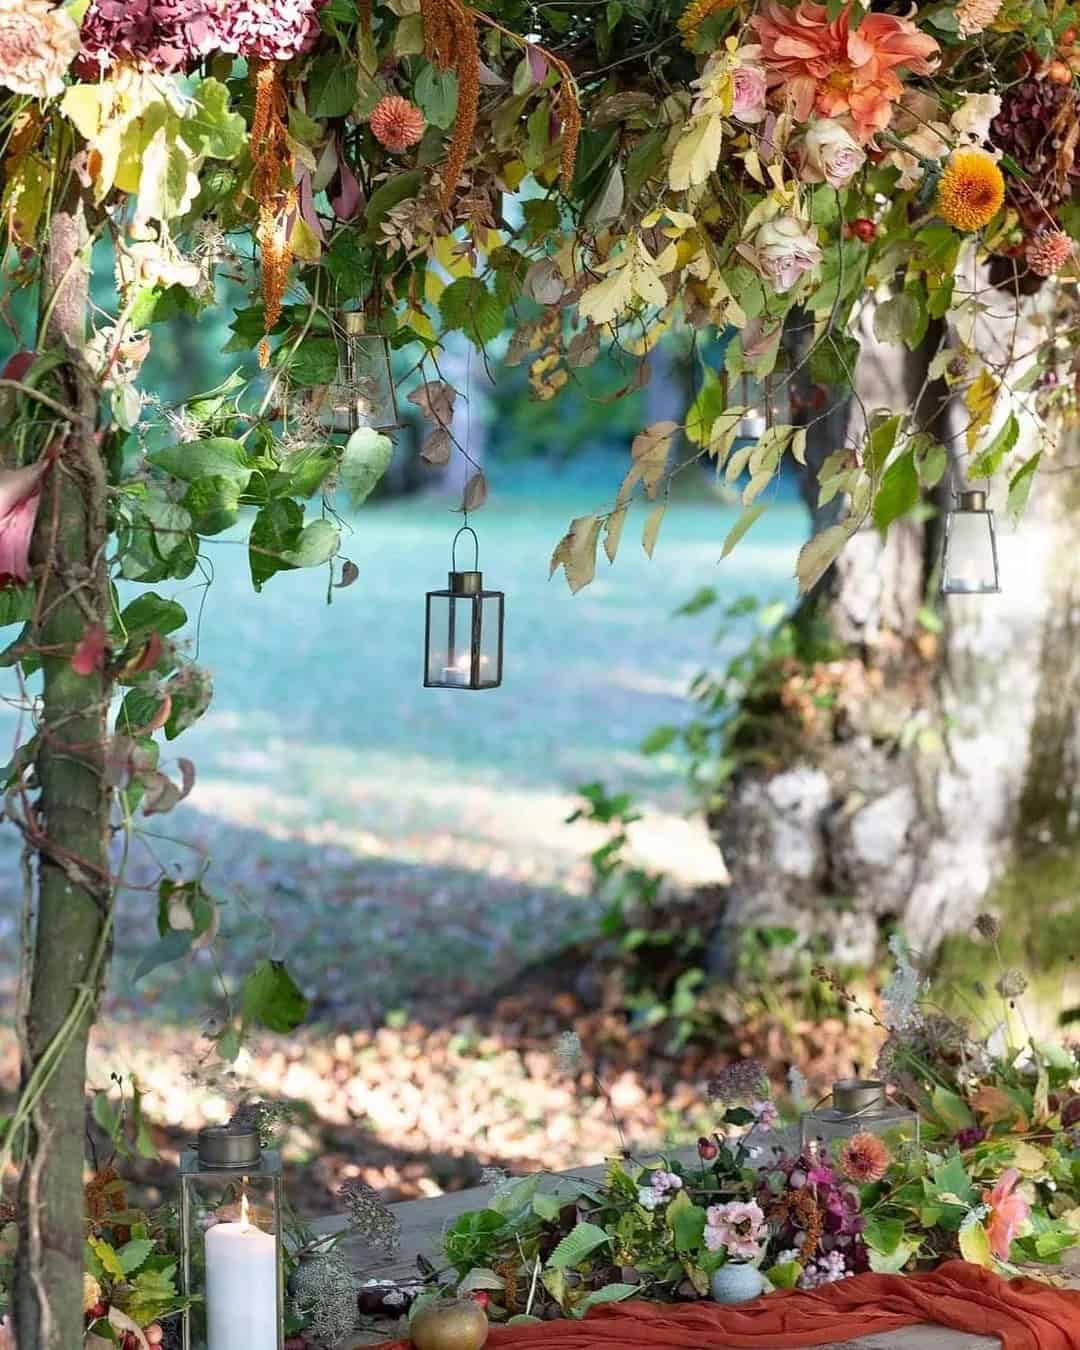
[374, 1261, 1080, 1350]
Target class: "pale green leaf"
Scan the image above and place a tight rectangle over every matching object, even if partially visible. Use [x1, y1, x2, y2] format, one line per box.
[721, 502, 766, 557]
[796, 523, 849, 593]
[340, 427, 393, 506]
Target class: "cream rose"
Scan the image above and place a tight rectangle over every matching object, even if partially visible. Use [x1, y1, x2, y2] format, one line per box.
[800, 118, 866, 187]
[0, 0, 80, 99]
[745, 215, 823, 293]
[732, 49, 767, 124]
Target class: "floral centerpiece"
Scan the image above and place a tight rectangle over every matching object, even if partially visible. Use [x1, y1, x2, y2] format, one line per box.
[430, 923, 1080, 1323]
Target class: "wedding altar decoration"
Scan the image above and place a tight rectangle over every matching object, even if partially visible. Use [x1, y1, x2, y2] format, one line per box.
[425, 927, 1080, 1326]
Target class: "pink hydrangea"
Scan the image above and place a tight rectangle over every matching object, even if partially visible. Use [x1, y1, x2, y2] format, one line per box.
[214, 0, 328, 62]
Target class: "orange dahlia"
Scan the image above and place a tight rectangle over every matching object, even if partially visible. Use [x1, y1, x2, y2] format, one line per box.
[370, 95, 426, 153]
[936, 149, 1005, 231]
[838, 1131, 891, 1184]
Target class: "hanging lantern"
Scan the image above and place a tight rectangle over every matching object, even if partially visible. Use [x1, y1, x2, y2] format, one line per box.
[180, 1124, 284, 1350]
[734, 372, 767, 441]
[319, 310, 399, 435]
[942, 489, 1000, 595]
[799, 1078, 920, 1157]
[424, 526, 504, 690]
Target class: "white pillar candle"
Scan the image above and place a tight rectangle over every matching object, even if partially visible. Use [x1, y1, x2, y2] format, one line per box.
[205, 1196, 278, 1350]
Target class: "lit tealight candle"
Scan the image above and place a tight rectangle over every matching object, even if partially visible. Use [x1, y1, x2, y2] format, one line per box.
[205, 1194, 278, 1350]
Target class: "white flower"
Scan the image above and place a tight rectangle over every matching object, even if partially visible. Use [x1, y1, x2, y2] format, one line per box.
[800, 119, 866, 188]
[0, 0, 79, 99]
[951, 91, 1002, 144]
[637, 1186, 662, 1210]
[651, 1170, 683, 1194]
[881, 932, 927, 1030]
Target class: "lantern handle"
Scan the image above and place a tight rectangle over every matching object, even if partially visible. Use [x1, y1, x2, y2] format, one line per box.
[452, 525, 479, 572]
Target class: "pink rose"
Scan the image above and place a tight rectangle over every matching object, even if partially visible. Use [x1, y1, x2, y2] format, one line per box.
[732, 56, 768, 124]
[800, 118, 866, 187]
[0, 0, 79, 98]
[742, 215, 823, 293]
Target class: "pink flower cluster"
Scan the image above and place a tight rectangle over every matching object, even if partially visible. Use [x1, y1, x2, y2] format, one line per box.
[78, 0, 328, 74]
[704, 1199, 767, 1260]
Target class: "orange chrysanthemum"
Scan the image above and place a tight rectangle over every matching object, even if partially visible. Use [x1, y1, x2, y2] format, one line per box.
[936, 149, 1005, 231]
[839, 1131, 892, 1184]
[370, 95, 426, 153]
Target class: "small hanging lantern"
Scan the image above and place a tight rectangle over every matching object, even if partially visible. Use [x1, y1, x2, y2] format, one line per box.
[319, 310, 399, 436]
[734, 372, 767, 441]
[180, 1124, 284, 1350]
[942, 489, 1000, 594]
[424, 526, 504, 690]
[799, 1078, 920, 1157]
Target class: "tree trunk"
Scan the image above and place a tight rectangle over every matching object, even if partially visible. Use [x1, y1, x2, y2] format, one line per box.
[14, 209, 112, 1350]
[710, 300, 1080, 968]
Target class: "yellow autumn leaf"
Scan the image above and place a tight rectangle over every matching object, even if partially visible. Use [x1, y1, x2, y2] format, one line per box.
[642, 501, 665, 558]
[1004, 1140, 1047, 1175]
[550, 514, 603, 593]
[578, 255, 634, 327]
[959, 1220, 993, 1269]
[433, 233, 473, 278]
[965, 369, 998, 451]
[669, 113, 724, 192]
[289, 216, 322, 264]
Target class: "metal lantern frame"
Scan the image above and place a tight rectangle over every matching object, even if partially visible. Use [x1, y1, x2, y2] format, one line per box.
[942, 488, 1001, 595]
[799, 1077, 921, 1156]
[179, 1125, 285, 1350]
[322, 309, 400, 436]
[424, 526, 504, 691]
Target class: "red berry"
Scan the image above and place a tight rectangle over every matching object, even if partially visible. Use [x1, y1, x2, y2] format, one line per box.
[846, 218, 877, 243]
[471, 1291, 491, 1308]
[697, 1135, 719, 1161]
[88, 1303, 107, 1321]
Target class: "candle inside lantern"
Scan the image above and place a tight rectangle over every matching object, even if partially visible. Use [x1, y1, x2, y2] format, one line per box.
[205, 1192, 278, 1350]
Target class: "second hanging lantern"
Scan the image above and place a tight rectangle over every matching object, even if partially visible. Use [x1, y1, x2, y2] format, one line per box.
[319, 310, 399, 435]
[424, 526, 504, 690]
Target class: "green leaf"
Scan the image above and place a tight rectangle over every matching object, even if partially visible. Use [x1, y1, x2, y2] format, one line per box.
[721, 502, 766, 558]
[548, 1221, 611, 1269]
[869, 1235, 920, 1274]
[308, 54, 357, 118]
[532, 1192, 562, 1221]
[249, 499, 303, 591]
[808, 331, 860, 389]
[149, 437, 251, 489]
[241, 959, 309, 1033]
[414, 63, 459, 129]
[274, 337, 338, 388]
[119, 1238, 155, 1275]
[864, 1215, 905, 1256]
[873, 292, 922, 348]
[183, 78, 246, 160]
[120, 593, 187, 642]
[872, 448, 919, 533]
[931, 1087, 976, 1132]
[439, 277, 505, 347]
[928, 1152, 976, 1206]
[283, 518, 340, 568]
[866, 414, 903, 474]
[340, 427, 393, 506]
[133, 930, 194, 984]
[969, 413, 1020, 479]
[217, 1026, 241, 1062]
[521, 198, 560, 243]
[1008, 451, 1041, 520]
[958, 1218, 993, 1268]
[183, 476, 242, 536]
[766, 1260, 803, 1289]
[0, 586, 34, 628]
[685, 370, 726, 447]
[640, 725, 677, 754]
[668, 1196, 707, 1252]
[913, 436, 948, 488]
[89, 1237, 125, 1281]
[571, 1283, 637, 1318]
[163, 664, 213, 739]
[325, 231, 372, 297]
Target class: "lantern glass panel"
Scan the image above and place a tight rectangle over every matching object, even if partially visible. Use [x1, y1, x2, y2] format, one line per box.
[424, 591, 503, 689]
[320, 330, 398, 435]
[180, 1150, 284, 1350]
[943, 509, 999, 594]
[800, 1084, 919, 1159]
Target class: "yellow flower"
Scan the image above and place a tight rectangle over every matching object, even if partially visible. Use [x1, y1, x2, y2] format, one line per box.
[83, 1273, 102, 1313]
[936, 149, 1005, 232]
[678, 0, 736, 48]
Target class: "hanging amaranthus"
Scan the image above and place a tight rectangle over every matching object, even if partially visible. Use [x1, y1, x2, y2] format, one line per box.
[420, 0, 481, 210]
[250, 59, 294, 367]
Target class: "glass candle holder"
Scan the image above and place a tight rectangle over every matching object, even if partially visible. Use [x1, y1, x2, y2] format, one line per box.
[424, 527, 504, 691]
[180, 1125, 284, 1350]
[319, 311, 399, 435]
[942, 490, 1000, 594]
[799, 1079, 920, 1157]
